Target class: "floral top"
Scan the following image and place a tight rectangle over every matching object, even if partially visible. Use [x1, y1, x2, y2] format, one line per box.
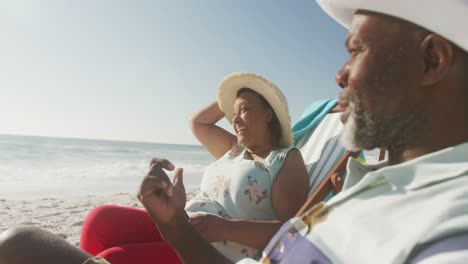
[185, 145, 295, 262]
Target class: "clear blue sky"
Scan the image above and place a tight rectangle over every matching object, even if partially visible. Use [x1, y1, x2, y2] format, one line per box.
[0, 0, 348, 145]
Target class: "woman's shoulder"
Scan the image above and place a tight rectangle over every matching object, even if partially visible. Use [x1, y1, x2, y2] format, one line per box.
[268, 146, 298, 162]
[262, 147, 299, 178]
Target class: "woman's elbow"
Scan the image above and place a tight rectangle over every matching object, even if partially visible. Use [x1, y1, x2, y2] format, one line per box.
[188, 112, 199, 132]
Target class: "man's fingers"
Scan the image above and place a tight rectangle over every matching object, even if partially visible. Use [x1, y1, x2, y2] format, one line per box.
[138, 175, 173, 200]
[172, 168, 184, 186]
[150, 158, 175, 171]
[188, 214, 204, 225]
[147, 163, 173, 188]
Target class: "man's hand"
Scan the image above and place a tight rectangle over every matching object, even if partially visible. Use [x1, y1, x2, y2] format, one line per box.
[136, 162, 233, 264]
[189, 213, 231, 242]
[138, 158, 187, 227]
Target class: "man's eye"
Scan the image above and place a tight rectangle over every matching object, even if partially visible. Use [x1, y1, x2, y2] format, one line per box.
[349, 46, 363, 56]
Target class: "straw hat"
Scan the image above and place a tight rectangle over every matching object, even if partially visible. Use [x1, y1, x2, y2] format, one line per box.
[217, 72, 293, 148]
[316, 0, 468, 52]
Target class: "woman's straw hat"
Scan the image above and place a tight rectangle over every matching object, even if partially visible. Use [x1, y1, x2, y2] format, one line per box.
[217, 72, 293, 148]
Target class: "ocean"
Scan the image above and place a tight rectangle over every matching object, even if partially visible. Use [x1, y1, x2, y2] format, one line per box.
[0, 134, 214, 200]
[0, 134, 382, 200]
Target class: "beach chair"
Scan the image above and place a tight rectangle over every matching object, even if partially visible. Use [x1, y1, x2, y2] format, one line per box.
[292, 103, 352, 216]
[291, 101, 385, 216]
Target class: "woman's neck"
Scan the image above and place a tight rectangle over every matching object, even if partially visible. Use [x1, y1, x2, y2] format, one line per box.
[246, 143, 274, 159]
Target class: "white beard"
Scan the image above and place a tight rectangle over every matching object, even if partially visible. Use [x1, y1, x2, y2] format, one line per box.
[340, 102, 360, 151]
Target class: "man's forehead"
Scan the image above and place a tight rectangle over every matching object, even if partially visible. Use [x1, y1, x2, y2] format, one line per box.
[347, 11, 402, 41]
[346, 12, 378, 42]
[350, 10, 387, 30]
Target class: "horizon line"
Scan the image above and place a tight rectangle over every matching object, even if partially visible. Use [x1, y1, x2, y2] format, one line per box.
[0, 133, 203, 148]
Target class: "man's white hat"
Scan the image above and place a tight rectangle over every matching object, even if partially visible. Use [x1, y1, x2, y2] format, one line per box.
[217, 72, 294, 148]
[316, 0, 468, 52]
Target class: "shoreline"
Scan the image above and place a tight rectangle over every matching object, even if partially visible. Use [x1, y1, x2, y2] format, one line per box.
[0, 188, 200, 247]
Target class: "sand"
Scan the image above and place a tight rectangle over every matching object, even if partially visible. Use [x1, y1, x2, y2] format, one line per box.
[0, 188, 200, 247]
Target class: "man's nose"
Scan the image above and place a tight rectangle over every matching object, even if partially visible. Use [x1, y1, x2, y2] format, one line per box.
[335, 64, 349, 89]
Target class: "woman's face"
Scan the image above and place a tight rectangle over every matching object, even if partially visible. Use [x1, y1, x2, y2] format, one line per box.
[232, 92, 273, 149]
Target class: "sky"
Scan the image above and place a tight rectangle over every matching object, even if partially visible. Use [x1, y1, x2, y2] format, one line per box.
[0, 0, 349, 145]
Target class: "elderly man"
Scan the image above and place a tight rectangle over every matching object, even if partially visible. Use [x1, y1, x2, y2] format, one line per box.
[1, 1, 467, 263]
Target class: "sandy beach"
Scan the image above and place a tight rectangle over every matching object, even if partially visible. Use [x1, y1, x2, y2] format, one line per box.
[0, 188, 200, 247]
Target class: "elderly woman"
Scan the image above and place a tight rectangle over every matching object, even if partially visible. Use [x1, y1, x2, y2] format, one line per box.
[79, 72, 309, 263]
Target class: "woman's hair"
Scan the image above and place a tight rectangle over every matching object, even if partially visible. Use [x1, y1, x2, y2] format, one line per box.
[236, 88, 282, 147]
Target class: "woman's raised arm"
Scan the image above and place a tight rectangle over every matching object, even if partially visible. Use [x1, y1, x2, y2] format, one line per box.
[189, 101, 237, 159]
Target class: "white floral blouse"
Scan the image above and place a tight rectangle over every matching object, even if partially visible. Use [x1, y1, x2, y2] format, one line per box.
[185, 145, 295, 262]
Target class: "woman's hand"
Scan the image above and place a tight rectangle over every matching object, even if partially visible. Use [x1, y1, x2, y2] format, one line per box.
[189, 213, 231, 242]
[138, 158, 187, 228]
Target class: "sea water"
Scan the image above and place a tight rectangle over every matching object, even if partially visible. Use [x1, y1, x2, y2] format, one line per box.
[0, 134, 213, 200]
[0, 134, 383, 200]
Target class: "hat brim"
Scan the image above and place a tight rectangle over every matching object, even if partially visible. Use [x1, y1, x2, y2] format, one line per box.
[316, 0, 468, 52]
[217, 72, 293, 148]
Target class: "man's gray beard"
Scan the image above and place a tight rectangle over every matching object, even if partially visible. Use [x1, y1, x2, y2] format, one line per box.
[340, 101, 361, 151]
[340, 97, 425, 152]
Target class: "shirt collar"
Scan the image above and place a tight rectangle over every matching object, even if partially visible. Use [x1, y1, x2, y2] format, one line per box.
[346, 142, 468, 191]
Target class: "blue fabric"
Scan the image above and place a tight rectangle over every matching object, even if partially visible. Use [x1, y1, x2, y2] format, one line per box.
[409, 233, 468, 263]
[261, 218, 332, 264]
[292, 99, 338, 143]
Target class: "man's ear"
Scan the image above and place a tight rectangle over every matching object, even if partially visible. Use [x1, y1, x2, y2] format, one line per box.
[420, 34, 454, 86]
